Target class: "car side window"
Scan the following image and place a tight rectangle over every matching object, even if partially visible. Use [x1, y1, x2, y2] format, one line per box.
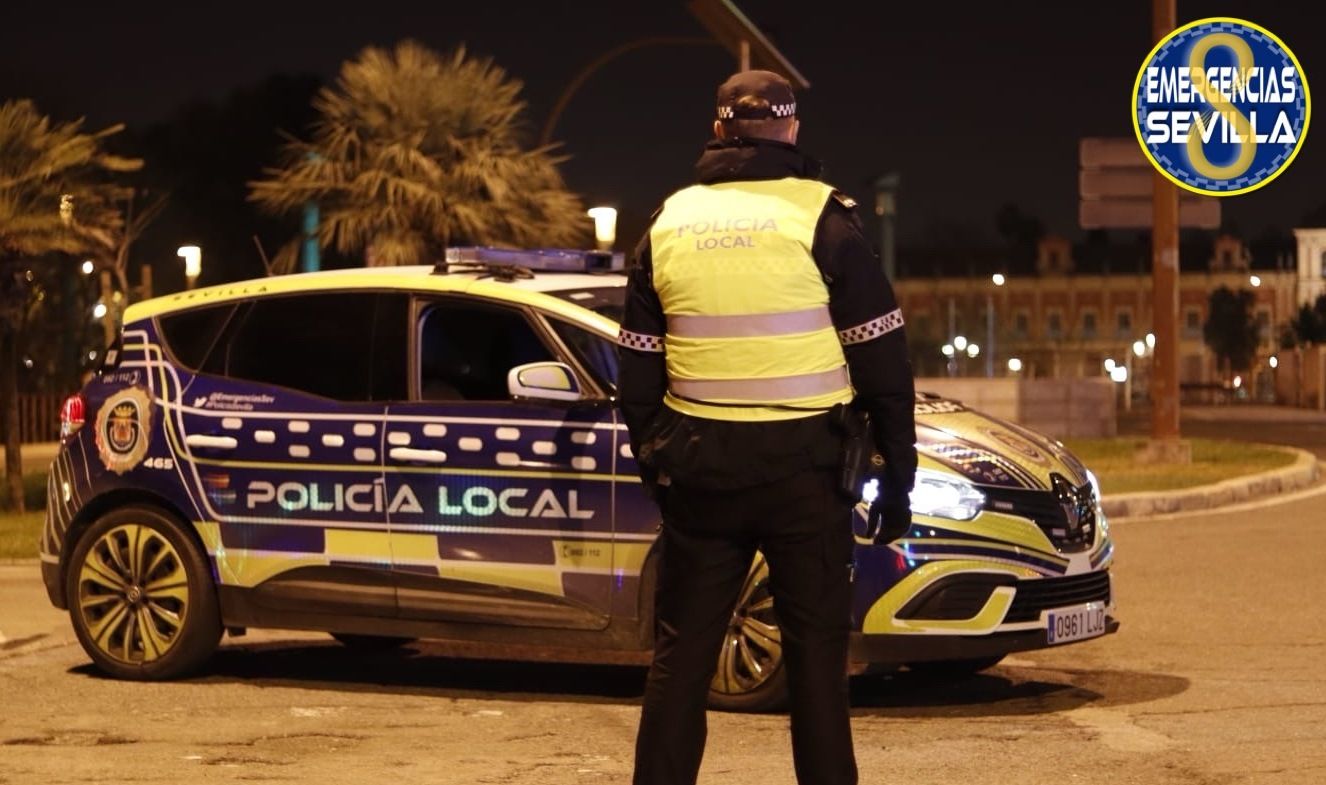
[548, 319, 618, 392]
[157, 304, 236, 371]
[418, 301, 555, 401]
[201, 292, 408, 401]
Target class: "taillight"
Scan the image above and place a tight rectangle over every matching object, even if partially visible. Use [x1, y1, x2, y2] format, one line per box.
[60, 394, 85, 441]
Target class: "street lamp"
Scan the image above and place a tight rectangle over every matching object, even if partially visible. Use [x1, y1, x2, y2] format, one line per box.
[966, 343, 980, 358]
[1269, 355, 1279, 369]
[1007, 357, 1023, 373]
[987, 273, 1006, 378]
[177, 245, 202, 289]
[953, 335, 968, 352]
[1249, 275, 1262, 288]
[1133, 340, 1147, 357]
[91, 303, 107, 320]
[586, 207, 618, 251]
[81, 260, 94, 275]
[1110, 366, 1128, 383]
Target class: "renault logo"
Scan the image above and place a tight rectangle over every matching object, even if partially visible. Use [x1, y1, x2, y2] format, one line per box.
[1051, 473, 1088, 532]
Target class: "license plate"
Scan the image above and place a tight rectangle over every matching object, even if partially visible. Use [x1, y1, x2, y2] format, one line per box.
[1046, 602, 1107, 645]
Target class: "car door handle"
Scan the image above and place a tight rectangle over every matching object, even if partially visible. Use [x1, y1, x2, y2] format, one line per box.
[389, 447, 448, 464]
[185, 434, 238, 450]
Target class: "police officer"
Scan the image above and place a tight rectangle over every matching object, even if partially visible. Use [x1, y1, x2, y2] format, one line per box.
[619, 70, 917, 785]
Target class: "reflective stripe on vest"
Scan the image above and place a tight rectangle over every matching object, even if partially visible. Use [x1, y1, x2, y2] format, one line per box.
[650, 177, 854, 422]
[667, 306, 834, 338]
[670, 366, 850, 402]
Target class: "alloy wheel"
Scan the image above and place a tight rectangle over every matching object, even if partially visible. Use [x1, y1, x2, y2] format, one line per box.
[75, 524, 189, 664]
[711, 561, 783, 695]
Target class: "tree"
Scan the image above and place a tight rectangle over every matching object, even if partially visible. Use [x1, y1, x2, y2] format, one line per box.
[1202, 286, 1260, 380]
[0, 99, 141, 512]
[1285, 294, 1326, 347]
[249, 42, 587, 270]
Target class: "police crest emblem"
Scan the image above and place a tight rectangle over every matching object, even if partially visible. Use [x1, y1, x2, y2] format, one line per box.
[95, 387, 154, 474]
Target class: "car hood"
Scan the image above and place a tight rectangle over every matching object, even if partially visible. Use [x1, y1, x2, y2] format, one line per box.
[913, 396, 1090, 491]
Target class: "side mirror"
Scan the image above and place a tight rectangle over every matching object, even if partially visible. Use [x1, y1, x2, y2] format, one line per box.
[507, 362, 583, 402]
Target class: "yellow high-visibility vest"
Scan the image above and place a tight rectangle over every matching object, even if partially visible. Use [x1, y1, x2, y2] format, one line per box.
[650, 177, 853, 421]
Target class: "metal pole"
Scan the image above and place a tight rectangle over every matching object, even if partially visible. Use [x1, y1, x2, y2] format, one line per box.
[986, 291, 995, 377]
[1150, 0, 1181, 443]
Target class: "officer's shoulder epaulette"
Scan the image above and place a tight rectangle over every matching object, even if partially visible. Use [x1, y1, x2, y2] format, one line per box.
[830, 190, 857, 210]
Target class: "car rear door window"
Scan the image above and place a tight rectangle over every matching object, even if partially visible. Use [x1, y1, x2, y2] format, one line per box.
[203, 292, 408, 401]
[157, 304, 236, 371]
[417, 301, 555, 401]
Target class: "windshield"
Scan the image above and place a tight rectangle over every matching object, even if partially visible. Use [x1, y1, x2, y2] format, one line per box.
[547, 286, 625, 323]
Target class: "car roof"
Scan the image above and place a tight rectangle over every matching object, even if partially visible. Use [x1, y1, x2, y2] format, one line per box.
[123, 266, 626, 333]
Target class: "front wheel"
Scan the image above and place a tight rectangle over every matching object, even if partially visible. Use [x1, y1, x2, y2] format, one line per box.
[66, 506, 221, 680]
[707, 556, 788, 712]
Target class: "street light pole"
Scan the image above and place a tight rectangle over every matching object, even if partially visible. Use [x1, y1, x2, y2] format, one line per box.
[1150, 0, 1183, 450]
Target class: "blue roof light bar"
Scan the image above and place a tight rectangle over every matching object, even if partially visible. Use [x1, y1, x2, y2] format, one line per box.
[443, 247, 624, 272]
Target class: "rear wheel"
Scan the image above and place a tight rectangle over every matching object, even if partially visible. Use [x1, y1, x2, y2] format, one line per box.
[906, 655, 1005, 679]
[707, 556, 787, 712]
[66, 506, 221, 680]
[330, 633, 417, 651]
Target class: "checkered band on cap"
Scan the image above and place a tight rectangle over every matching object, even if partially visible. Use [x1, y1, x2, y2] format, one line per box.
[717, 101, 796, 120]
[717, 106, 735, 119]
[770, 102, 796, 118]
[617, 328, 664, 353]
[838, 309, 905, 345]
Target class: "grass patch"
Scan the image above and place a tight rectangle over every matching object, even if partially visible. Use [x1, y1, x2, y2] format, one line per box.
[1063, 438, 1297, 495]
[0, 470, 49, 559]
[0, 510, 46, 559]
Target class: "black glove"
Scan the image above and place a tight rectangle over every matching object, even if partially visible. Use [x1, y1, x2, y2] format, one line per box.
[868, 496, 912, 544]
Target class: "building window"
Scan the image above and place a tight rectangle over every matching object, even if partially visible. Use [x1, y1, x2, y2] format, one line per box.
[1256, 309, 1271, 341]
[1047, 312, 1063, 339]
[1081, 311, 1097, 339]
[1116, 309, 1132, 337]
[1014, 312, 1029, 338]
[1184, 308, 1202, 338]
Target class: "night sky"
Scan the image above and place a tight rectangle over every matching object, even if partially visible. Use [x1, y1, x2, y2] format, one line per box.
[4, 0, 1325, 263]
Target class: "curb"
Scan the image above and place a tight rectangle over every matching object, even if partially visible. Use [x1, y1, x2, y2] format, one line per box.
[1100, 446, 1321, 519]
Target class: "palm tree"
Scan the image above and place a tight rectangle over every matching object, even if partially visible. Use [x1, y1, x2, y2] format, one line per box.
[0, 99, 141, 512]
[249, 41, 588, 270]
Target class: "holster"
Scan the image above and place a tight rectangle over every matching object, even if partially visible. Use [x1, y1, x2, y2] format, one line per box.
[829, 403, 876, 501]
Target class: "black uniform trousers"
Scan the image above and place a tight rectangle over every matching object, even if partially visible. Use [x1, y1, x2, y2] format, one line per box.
[632, 468, 858, 785]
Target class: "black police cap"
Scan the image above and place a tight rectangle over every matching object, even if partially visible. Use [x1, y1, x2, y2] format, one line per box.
[716, 70, 797, 120]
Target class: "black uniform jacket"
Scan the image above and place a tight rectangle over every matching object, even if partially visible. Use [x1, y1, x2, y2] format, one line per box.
[618, 137, 918, 500]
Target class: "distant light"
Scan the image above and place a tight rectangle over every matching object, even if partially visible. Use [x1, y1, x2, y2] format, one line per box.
[1233, 375, 1243, 388]
[178, 245, 202, 279]
[1133, 340, 1147, 357]
[1269, 355, 1279, 369]
[22, 357, 33, 369]
[87, 351, 97, 361]
[587, 207, 618, 250]
[1110, 366, 1128, 383]
[91, 303, 108, 319]
[1007, 357, 1023, 373]
[1249, 275, 1262, 288]
[81, 260, 94, 275]
[992, 273, 1006, 286]
[966, 343, 980, 358]
[941, 344, 955, 357]
[1145, 333, 1156, 349]
[953, 335, 968, 352]
[1104, 358, 1116, 372]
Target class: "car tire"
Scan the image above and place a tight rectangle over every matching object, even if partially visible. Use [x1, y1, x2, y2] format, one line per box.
[66, 505, 222, 680]
[906, 655, 1005, 679]
[707, 556, 788, 713]
[330, 633, 417, 651]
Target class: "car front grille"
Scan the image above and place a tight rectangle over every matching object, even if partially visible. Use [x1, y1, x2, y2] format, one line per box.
[981, 480, 1097, 553]
[1005, 571, 1111, 622]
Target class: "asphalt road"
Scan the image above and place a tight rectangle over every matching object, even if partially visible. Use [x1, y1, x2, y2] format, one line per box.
[2, 484, 1324, 785]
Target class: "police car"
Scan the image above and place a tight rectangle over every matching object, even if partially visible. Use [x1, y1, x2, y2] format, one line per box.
[40, 247, 1116, 711]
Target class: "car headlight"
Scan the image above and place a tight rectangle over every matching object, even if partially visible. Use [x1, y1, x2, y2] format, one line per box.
[1086, 468, 1103, 503]
[861, 469, 985, 521]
